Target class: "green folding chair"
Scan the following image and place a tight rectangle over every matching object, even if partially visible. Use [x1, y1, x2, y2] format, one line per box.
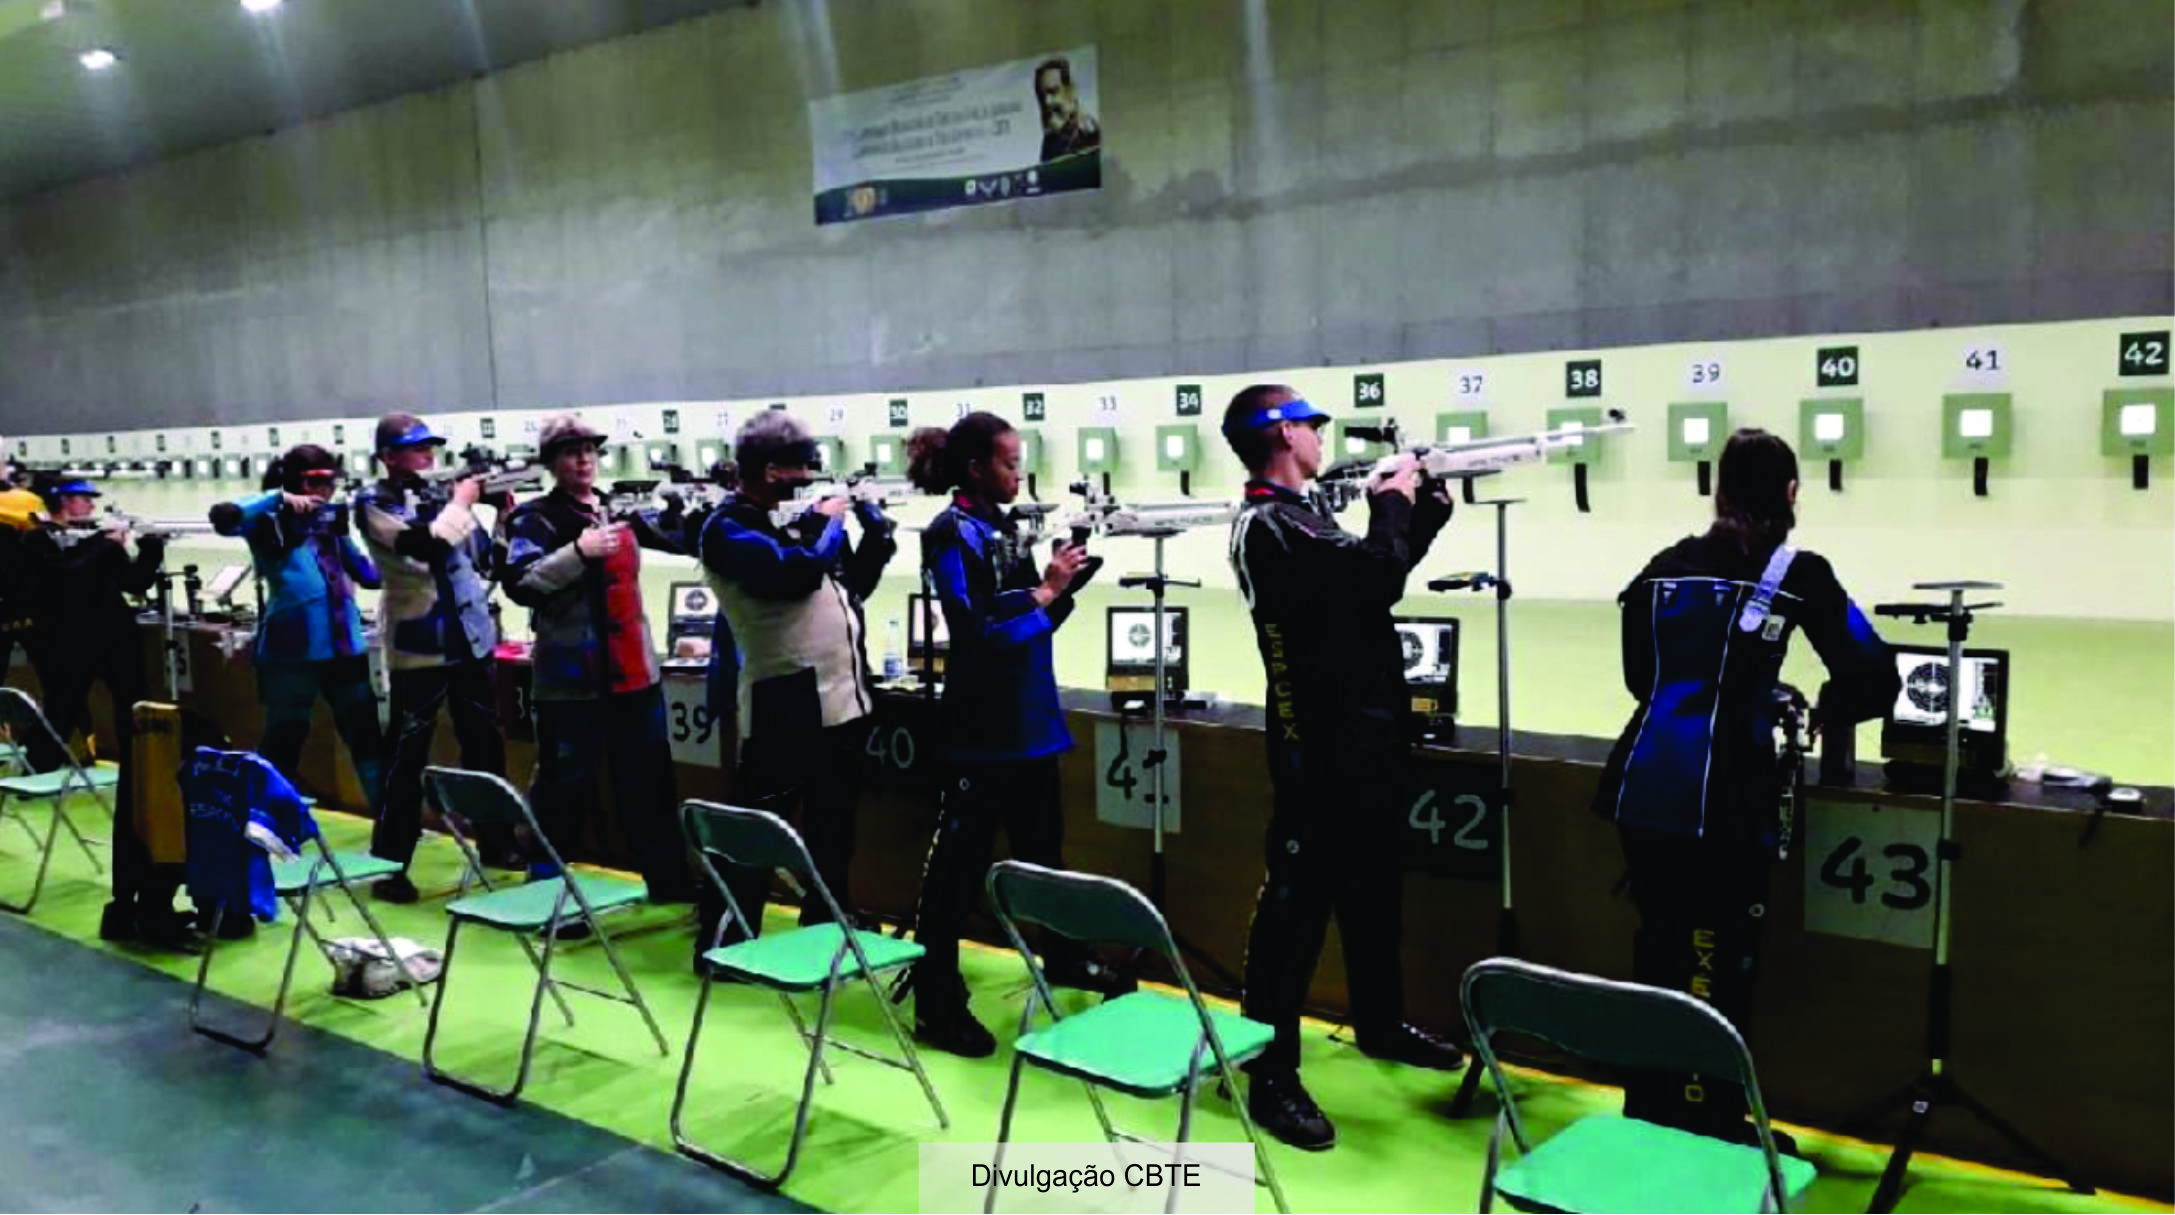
[1461, 958, 1817, 1213]
[671, 800, 946, 1188]
[0, 686, 117, 915]
[186, 753, 424, 1051]
[982, 860, 1289, 1215]
[418, 766, 669, 1104]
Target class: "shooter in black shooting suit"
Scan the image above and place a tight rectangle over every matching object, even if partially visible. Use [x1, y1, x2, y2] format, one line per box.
[1595, 428, 1899, 1146]
[23, 477, 187, 947]
[1222, 384, 1466, 1152]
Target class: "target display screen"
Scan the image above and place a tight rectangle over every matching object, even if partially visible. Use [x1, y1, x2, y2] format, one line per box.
[1395, 619, 1459, 685]
[1891, 651, 2002, 734]
[1881, 643, 2009, 773]
[1392, 616, 1460, 732]
[1105, 605, 1189, 706]
[670, 582, 717, 622]
[1108, 607, 1185, 667]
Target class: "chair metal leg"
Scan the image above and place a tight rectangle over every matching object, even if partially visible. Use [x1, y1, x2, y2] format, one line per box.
[777, 992, 837, 1086]
[0, 791, 34, 848]
[188, 899, 305, 1053]
[1479, 1109, 1507, 1214]
[0, 793, 60, 915]
[673, 969, 839, 1190]
[861, 965, 948, 1130]
[427, 916, 557, 1104]
[1216, 1055, 1291, 1215]
[1168, 1073, 1198, 1215]
[775, 972, 839, 1186]
[984, 1053, 1029, 1215]
[587, 909, 669, 1057]
[669, 970, 719, 1162]
[317, 852, 430, 1009]
[52, 792, 104, 874]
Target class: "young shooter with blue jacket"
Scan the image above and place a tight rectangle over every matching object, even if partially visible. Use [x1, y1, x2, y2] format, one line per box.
[899, 411, 1115, 1057]
[1595, 429, 1899, 1147]
[210, 444, 387, 841]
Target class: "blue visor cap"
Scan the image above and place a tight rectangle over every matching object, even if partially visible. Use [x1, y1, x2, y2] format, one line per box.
[1221, 397, 1331, 442]
[377, 420, 447, 450]
[51, 478, 102, 498]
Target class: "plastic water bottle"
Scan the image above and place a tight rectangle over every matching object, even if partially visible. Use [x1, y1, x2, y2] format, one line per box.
[883, 617, 906, 680]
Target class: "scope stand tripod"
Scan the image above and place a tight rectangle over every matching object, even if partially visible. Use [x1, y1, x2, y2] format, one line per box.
[1115, 530, 1240, 991]
[1852, 580, 2090, 1213]
[149, 563, 198, 701]
[1429, 494, 1521, 1117]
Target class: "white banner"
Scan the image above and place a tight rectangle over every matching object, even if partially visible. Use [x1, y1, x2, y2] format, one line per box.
[810, 47, 1101, 224]
[919, 1141, 1255, 1215]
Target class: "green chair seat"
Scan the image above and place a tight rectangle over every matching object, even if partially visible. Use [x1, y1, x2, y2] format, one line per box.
[0, 766, 118, 797]
[446, 873, 646, 929]
[1016, 991, 1274, 1097]
[1496, 1116, 1817, 1215]
[272, 850, 403, 895]
[701, 923, 922, 991]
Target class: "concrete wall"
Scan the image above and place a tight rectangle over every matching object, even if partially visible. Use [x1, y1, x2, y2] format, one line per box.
[1, 0, 2169, 432]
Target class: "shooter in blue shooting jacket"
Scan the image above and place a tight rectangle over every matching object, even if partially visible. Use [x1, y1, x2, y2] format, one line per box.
[1595, 428, 1899, 1146]
[898, 411, 1116, 1059]
[209, 444, 386, 876]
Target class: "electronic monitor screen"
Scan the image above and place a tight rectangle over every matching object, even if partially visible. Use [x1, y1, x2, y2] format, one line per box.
[669, 581, 717, 624]
[1106, 606, 1187, 704]
[1108, 607, 1184, 667]
[1393, 616, 1460, 724]
[1881, 644, 2008, 772]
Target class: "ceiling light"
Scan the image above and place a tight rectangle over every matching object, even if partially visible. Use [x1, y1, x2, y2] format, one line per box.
[77, 47, 117, 70]
[241, 0, 283, 12]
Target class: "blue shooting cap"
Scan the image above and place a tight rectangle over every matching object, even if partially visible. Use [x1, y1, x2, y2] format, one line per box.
[50, 477, 102, 499]
[1220, 395, 1331, 444]
[374, 413, 447, 452]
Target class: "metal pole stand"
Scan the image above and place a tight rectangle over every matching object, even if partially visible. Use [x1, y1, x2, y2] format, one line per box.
[1116, 532, 1240, 991]
[1430, 496, 1521, 1117]
[152, 566, 183, 701]
[1851, 580, 2091, 1212]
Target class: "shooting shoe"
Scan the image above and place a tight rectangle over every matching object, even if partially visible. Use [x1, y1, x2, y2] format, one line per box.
[1247, 1071, 1336, 1151]
[371, 874, 420, 905]
[1354, 1021, 1467, 1071]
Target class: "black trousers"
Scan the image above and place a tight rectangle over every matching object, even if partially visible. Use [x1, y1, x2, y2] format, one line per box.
[28, 628, 166, 910]
[1243, 750, 1409, 1075]
[702, 718, 869, 947]
[530, 685, 693, 903]
[7, 630, 68, 774]
[371, 658, 507, 867]
[908, 756, 1069, 1010]
[1619, 824, 1774, 1140]
[256, 655, 386, 819]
